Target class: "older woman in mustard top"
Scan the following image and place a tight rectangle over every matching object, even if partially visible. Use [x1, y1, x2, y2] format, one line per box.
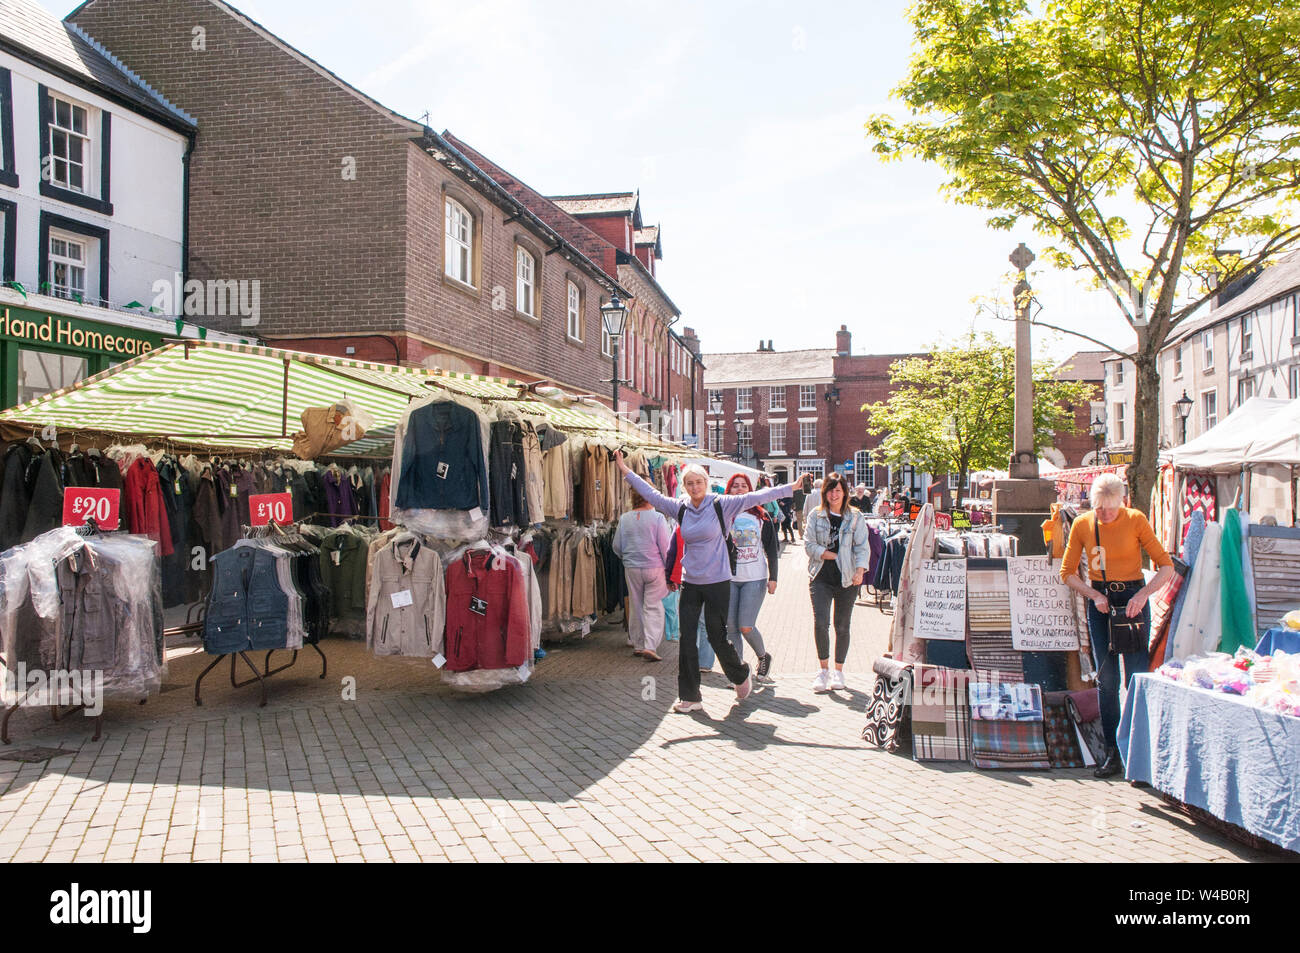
[1060, 473, 1175, 778]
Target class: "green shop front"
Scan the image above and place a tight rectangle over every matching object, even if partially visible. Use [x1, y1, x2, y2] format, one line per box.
[0, 303, 167, 408]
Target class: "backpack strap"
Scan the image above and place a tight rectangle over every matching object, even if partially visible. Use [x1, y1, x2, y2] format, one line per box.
[677, 503, 686, 526]
[713, 498, 728, 534]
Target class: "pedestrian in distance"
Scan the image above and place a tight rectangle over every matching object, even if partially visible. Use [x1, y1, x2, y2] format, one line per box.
[802, 477, 823, 528]
[805, 471, 871, 693]
[612, 488, 672, 662]
[614, 451, 794, 713]
[724, 473, 779, 684]
[792, 474, 811, 540]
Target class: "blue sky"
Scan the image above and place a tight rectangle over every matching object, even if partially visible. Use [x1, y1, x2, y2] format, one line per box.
[48, 0, 1141, 363]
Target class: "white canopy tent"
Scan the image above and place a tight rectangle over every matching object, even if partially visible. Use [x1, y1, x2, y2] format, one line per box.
[1243, 400, 1300, 466]
[1163, 397, 1291, 472]
[679, 456, 765, 486]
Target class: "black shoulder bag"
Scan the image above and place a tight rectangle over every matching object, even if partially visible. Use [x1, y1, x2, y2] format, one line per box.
[1094, 513, 1149, 654]
[677, 501, 738, 575]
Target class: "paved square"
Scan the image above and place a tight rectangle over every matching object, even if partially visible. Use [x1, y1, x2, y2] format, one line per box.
[0, 543, 1281, 862]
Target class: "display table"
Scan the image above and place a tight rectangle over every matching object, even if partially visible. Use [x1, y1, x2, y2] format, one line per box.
[1119, 674, 1299, 852]
[1256, 627, 1300, 657]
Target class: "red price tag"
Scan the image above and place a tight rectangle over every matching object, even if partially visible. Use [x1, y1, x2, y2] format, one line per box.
[62, 488, 121, 530]
[934, 512, 953, 531]
[249, 492, 293, 527]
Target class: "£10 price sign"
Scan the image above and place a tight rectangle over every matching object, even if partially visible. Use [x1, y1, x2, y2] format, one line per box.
[62, 487, 121, 530]
[249, 492, 293, 527]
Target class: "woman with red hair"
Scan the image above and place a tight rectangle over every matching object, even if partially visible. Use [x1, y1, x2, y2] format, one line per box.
[725, 473, 780, 682]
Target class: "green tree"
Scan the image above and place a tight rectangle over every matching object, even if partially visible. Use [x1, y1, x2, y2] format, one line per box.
[863, 333, 1096, 501]
[867, 0, 1300, 507]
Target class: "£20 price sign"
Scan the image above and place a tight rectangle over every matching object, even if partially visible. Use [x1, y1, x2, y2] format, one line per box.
[249, 492, 293, 527]
[62, 487, 121, 530]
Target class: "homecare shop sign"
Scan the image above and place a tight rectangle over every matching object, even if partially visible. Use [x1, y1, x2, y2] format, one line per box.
[1, 306, 160, 357]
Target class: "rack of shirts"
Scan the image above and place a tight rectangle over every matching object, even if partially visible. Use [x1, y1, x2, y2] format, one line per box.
[0, 524, 164, 742]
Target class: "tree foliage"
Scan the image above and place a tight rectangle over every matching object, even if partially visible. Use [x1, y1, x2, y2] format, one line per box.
[863, 333, 1096, 496]
[867, 0, 1300, 507]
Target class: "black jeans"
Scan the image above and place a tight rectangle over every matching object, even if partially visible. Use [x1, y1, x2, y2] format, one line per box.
[1086, 581, 1150, 750]
[678, 581, 749, 701]
[810, 577, 856, 664]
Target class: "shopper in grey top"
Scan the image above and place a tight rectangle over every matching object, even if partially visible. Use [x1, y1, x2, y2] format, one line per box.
[613, 489, 672, 661]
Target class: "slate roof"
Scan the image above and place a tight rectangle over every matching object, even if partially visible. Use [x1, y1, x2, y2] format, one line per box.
[703, 349, 836, 386]
[1169, 248, 1300, 345]
[551, 192, 642, 225]
[1053, 349, 1112, 381]
[2, 0, 194, 128]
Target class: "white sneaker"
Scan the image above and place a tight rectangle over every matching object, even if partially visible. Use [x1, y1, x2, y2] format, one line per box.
[829, 669, 847, 691]
[672, 699, 704, 713]
[812, 669, 831, 693]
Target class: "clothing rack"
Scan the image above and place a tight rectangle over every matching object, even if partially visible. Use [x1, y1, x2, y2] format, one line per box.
[193, 520, 328, 707]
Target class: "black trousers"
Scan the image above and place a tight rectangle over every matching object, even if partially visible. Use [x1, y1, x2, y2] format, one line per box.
[811, 576, 856, 664]
[677, 580, 749, 702]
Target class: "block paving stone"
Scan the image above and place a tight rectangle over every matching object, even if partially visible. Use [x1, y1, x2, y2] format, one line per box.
[0, 544, 1284, 863]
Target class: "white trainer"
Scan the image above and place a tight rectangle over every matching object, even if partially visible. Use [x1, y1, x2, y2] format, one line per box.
[672, 699, 704, 713]
[829, 669, 847, 691]
[812, 669, 831, 693]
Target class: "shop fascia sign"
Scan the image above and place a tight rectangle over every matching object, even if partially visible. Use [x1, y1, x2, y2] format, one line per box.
[0, 306, 161, 357]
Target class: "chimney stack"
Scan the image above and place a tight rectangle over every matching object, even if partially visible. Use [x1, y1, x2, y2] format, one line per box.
[836, 325, 851, 356]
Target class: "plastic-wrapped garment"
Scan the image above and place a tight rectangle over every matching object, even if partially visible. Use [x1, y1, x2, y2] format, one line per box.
[0, 527, 163, 704]
[390, 394, 490, 540]
[367, 533, 444, 658]
[488, 420, 529, 528]
[440, 662, 532, 693]
[443, 548, 530, 671]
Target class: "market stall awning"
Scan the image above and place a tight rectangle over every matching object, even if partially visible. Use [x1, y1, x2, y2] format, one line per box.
[0, 340, 693, 457]
[1163, 396, 1291, 472]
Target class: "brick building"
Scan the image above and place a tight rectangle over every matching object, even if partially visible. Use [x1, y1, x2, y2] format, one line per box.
[65, 0, 693, 408]
[1051, 350, 1107, 467]
[669, 326, 706, 448]
[703, 325, 920, 487]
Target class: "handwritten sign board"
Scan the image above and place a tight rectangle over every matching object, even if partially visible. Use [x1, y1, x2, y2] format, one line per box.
[62, 487, 120, 530]
[1007, 556, 1080, 651]
[914, 559, 967, 641]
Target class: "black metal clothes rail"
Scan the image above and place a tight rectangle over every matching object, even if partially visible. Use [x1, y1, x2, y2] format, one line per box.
[193, 644, 328, 708]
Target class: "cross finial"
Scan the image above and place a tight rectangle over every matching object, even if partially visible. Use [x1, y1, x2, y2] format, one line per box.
[1009, 242, 1035, 272]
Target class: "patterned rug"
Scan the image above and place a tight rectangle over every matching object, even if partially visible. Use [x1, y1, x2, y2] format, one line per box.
[970, 720, 1052, 770]
[1043, 690, 1086, 768]
[862, 658, 913, 752]
[911, 665, 972, 763]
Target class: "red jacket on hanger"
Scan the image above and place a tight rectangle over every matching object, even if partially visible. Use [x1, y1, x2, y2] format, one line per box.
[123, 457, 174, 556]
[443, 549, 529, 672]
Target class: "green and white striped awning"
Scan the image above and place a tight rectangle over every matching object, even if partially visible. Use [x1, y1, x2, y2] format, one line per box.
[0, 340, 692, 457]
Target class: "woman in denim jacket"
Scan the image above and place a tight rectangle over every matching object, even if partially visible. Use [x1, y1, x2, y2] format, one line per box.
[804, 472, 871, 693]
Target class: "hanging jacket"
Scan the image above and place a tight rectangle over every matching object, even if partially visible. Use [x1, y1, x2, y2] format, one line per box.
[323, 468, 357, 527]
[123, 457, 174, 556]
[443, 549, 530, 671]
[213, 467, 241, 551]
[22, 447, 67, 543]
[0, 442, 39, 551]
[192, 470, 225, 558]
[367, 534, 445, 657]
[203, 545, 290, 653]
[157, 459, 195, 607]
[395, 401, 489, 513]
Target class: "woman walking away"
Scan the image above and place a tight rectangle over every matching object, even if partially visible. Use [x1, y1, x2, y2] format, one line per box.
[613, 489, 672, 662]
[725, 474, 780, 683]
[805, 472, 871, 693]
[1060, 472, 1174, 778]
[615, 451, 794, 712]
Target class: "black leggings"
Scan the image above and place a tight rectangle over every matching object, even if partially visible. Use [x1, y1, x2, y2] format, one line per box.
[810, 577, 856, 664]
[677, 581, 749, 701]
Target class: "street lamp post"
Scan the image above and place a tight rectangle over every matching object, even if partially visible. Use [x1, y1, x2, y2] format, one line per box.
[733, 418, 743, 462]
[1089, 414, 1106, 465]
[1174, 389, 1194, 445]
[600, 294, 629, 416]
[710, 391, 723, 454]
